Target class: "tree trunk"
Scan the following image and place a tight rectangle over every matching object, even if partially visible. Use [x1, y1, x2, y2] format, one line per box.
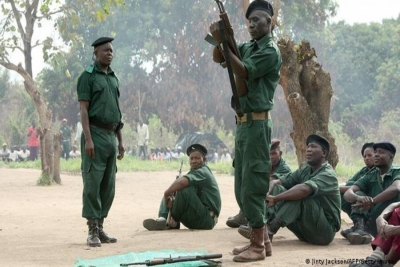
[53, 132, 62, 184]
[278, 37, 339, 168]
[23, 75, 57, 182]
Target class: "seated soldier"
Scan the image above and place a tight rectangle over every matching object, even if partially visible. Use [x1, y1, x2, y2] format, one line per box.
[349, 202, 400, 267]
[340, 142, 375, 239]
[265, 134, 341, 245]
[143, 144, 221, 230]
[227, 139, 292, 229]
[344, 142, 400, 245]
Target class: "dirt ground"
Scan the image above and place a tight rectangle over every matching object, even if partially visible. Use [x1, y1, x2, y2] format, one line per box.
[0, 168, 376, 267]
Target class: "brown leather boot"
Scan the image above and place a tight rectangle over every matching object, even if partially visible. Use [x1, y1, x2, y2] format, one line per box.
[233, 225, 272, 257]
[98, 218, 117, 243]
[87, 219, 101, 247]
[264, 225, 272, 256]
[233, 226, 265, 262]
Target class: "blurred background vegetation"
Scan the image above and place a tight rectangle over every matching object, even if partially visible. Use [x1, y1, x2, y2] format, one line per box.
[1, 0, 399, 181]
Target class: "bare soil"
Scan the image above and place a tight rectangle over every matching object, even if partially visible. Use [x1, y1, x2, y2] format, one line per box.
[0, 168, 373, 267]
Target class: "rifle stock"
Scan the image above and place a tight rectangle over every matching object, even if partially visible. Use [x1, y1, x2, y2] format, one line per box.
[215, 0, 248, 97]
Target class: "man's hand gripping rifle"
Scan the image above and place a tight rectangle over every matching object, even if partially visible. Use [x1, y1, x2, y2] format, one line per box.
[205, 0, 247, 117]
[166, 160, 183, 227]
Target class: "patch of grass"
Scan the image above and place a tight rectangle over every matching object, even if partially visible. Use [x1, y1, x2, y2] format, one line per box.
[1, 154, 366, 182]
[36, 173, 53, 186]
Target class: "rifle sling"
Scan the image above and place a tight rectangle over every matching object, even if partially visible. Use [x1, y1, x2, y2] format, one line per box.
[218, 21, 244, 117]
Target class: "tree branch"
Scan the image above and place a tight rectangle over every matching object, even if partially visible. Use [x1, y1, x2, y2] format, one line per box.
[0, 60, 33, 83]
[8, 0, 26, 40]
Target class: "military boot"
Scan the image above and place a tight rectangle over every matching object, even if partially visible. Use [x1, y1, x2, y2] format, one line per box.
[233, 226, 265, 262]
[226, 210, 247, 228]
[233, 225, 272, 257]
[347, 217, 372, 245]
[98, 218, 117, 243]
[267, 217, 283, 242]
[340, 225, 355, 239]
[87, 219, 101, 247]
[238, 224, 251, 239]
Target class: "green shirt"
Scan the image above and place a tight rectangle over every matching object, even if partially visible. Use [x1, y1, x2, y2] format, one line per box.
[345, 166, 374, 186]
[60, 125, 71, 141]
[271, 158, 292, 180]
[185, 164, 221, 217]
[238, 34, 282, 113]
[354, 165, 400, 197]
[280, 161, 341, 231]
[76, 61, 122, 124]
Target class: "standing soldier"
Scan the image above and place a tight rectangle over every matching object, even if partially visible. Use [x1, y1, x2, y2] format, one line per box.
[209, 0, 282, 262]
[60, 118, 71, 160]
[76, 37, 125, 247]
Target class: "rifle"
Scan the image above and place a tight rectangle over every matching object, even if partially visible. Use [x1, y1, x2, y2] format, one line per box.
[120, 253, 222, 266]
[166, 160, 183, 227]
[205, 0, 247, 117]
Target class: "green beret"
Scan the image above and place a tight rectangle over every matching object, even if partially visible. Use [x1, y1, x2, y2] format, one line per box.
[91, 37, 114, 48]
[186, 144, 208, 157]
[246, 0, 274, 19]
[306, 134, 330, 154]
[373, 142, 396, 155]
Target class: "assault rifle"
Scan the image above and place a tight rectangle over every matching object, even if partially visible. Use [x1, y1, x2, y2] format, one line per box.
[166, 160, 183, 227]
[205, 0, 247, 117]
[120, 253, 222, 266]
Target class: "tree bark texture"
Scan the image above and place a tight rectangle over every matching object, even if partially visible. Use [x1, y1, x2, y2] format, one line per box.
[53, 132, 62, 184]
[278, 37, 339, 168]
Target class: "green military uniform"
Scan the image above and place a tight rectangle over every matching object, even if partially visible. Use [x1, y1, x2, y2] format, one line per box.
[352, 165, 400, 236]
[267, 162, 341, 245]
[234, 33, 282, 228]
[341, 166, 373, 216]
[60, 124, 71, 160]
[270, 158, 292, 180]
[77, 61, 122, 220]
[158, 164, 221, 229]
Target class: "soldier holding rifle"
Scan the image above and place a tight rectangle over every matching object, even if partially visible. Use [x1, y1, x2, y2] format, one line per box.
[143, 144, 221, 231]
[209, 0, 281, 262]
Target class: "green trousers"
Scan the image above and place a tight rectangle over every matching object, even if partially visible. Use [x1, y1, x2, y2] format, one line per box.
[81, 126, 117, 219]
[158, 187, 215, 230]
[350, 191, 400, 236]
[234, 118, 271, 228]
[267, 185, 336, 245]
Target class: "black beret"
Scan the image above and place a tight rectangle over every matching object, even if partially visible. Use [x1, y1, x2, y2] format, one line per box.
[186, 144, 208, 157]
[306, 134, 330, 154]
[246, 0, 274, 19]
[361, 142, 374, 156]
[373, 142, 396, 155]
[271, 139, 281, 150]
[91, 37, 114, 48]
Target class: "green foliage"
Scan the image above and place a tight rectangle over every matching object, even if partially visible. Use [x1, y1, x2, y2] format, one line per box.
[36, 173, 53, 186]
[320, 17, 400, 140]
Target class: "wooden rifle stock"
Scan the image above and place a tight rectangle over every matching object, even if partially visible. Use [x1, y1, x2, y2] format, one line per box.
[215, 0, 248, 97]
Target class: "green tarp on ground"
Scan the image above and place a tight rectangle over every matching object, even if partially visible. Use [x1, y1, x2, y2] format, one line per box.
[75, 250, 221, 267]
